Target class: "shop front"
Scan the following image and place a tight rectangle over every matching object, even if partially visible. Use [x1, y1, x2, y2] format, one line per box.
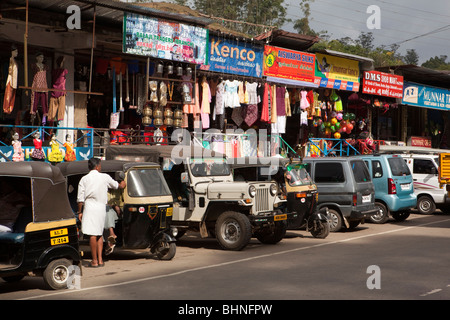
[362, 70, 404, 149]
[401, 82, 450, 149]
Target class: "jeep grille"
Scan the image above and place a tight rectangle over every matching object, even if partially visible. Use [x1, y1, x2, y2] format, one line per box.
[255, 187, 271, 212]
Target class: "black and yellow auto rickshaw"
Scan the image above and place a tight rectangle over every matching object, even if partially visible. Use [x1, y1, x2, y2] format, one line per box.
[0, 161, 81, 290]
[57, 160, 176, 260]
[230, 157, 329, 239]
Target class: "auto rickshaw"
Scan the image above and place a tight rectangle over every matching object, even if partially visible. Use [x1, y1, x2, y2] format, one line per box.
[0, 161, 81, 290]
[57, 160, 176, 260]
[230, 157, 330, 239]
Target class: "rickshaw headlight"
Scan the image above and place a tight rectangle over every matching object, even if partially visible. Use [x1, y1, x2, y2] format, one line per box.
[270, 184, 277, 196]
[249, 185, 257, 197]
[170, 227, 178, 238]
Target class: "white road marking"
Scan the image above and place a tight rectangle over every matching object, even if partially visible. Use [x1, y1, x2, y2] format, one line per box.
[20, 218, 450, 300]
[420, 289, 442, 297]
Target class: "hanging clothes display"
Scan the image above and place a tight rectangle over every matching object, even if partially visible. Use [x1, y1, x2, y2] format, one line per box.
[48, 56, 68, 122]
[224, 80, 240, 108]
[30, 55, 49, 121]
[3, 46, 18, 114]
[200, 77, 211, 129]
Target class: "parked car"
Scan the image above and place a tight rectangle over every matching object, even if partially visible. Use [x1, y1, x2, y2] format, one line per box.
[400, 153, 447, 214]
[360, 154, 416, 223]
[379, 145, 448, 214]
[303, 157, 379, 232]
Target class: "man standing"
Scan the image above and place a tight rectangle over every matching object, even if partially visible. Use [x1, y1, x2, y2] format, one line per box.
[77, 158, 126, 267]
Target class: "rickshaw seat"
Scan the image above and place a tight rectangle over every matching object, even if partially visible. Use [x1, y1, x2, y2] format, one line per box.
[0, 232, 24, 244]
[0, 207, 32, 245]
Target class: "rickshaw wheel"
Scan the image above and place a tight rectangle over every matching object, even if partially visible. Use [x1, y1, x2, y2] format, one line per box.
[309, 219, 330, 239]
[155, 242, 176, 260]
[43, 258, 72, 290]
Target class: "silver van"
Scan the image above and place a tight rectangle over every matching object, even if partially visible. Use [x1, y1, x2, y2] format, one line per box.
[304, 157, 379, 232]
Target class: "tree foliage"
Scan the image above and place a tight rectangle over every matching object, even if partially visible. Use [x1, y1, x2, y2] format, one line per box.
[421, 55, 450, 70]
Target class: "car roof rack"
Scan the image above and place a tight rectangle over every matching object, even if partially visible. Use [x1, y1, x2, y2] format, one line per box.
[379, 145, 449, 154]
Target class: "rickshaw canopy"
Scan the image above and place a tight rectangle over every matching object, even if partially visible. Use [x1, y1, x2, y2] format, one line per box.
[0, 162, 74, 223]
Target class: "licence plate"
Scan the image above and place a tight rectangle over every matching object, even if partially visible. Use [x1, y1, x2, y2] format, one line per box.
[51, 236, 69, 246]
[401, 183, 411, 191]
[50, 228, 68, 237]
[274, 214, 287, 221]
[362, 195, 371, 203]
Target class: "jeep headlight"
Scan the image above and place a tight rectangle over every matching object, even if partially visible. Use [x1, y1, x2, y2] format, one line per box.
[249, 185, 257, 197]
[270, 183, 277, 196]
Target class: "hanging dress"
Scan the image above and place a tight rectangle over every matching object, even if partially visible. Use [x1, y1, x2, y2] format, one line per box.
[48, 140, 63, 163]
[64, 141, 76, 162]
[31, 138, 46, 161]
[12, 140, 24, 162]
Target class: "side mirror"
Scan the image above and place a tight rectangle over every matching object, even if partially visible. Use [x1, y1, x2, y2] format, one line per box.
[181, 172, 189, 184]
[115, 171, 125, 181]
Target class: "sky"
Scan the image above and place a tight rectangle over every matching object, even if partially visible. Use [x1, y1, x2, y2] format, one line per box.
[282, 0, 450, 64]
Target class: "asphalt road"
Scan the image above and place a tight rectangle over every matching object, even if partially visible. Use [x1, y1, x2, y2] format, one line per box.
[2, 212, 450, 303]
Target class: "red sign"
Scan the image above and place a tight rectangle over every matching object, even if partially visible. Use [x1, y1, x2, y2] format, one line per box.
[409, 136, 432, 148]
[362, 71, 403, 98]
[263, 45, 316, 85]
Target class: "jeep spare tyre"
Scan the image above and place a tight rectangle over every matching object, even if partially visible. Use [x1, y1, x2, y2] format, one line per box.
[215, 211, 252, 250]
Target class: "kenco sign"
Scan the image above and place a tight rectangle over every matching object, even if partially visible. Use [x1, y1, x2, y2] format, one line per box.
[362, 71, 403, 98]
[202, 37, 263, 77]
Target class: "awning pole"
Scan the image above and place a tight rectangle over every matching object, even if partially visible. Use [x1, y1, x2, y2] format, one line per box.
[89, 6, 96, 95]
[24, 0, 29, 91]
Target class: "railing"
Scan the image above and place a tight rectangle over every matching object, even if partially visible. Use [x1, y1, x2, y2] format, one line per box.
[306, 138, 386, 157]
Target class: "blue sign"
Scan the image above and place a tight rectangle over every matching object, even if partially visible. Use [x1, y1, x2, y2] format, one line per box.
[0, 146, 92, 163]
[202, 37, 263, 78]
[402, 82, 450, 111]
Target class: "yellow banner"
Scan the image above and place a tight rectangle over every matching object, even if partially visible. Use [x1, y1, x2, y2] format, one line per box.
[315, 53, 360, 84]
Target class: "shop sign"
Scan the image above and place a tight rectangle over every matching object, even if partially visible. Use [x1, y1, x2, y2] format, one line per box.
[362, 71, 403, 98]
[263, 45, 317, 87]
[123, 13, 208, 65]
[201, 37, 263, 78]
[0, 146, 91, 162]
[408, 136, 432, 148]
[402, 82, 450, 111]
[314, 53, 360, 91]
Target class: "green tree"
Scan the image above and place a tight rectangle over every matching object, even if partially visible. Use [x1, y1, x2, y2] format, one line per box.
[404, 49, 419, 65]
[421, 55, 450, 70]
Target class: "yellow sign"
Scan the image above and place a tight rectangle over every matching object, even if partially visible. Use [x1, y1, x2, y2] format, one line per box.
[274, 214, 287, 221]
[315, 53, 360, 91]
[50, 228, 68, 238]
[51, 236, 69, 246]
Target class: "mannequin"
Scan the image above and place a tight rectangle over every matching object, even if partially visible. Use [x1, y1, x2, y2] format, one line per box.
[3, 45, 19, 114]
[48, 56, 68, 122]
[31, 131, 46, 161]
[30, 52, 49, 125]
[11, 132, 24, 162]
[48, 134, 63, 164]
[63, 134, 76, 162]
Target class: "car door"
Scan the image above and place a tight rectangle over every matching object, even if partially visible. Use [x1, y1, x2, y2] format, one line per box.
[412, 157, 439, 191]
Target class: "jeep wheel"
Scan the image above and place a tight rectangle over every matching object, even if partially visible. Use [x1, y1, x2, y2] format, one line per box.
[215, 211, 251, 251]
[369, 202, 389, 224]
[417, 195, 436, 215]
[255, 223, 286, 244]
[327, 209, 342, 232]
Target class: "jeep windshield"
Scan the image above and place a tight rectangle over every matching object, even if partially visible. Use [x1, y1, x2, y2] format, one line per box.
[127, 168, 172, 197]
[190, 158, 231, 177]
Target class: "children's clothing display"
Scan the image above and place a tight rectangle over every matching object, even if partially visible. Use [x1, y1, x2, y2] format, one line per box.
[31, 136, 46, 161]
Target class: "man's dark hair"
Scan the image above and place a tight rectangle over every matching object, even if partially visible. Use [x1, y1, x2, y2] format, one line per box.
[88, 157, 101, 171]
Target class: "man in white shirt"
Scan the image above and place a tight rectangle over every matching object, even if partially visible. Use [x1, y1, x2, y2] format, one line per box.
[77, 158, 126, 267]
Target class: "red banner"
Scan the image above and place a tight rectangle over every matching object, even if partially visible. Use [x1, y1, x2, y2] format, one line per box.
[263, 45, 316, 85]
[362, 71, 403, 98]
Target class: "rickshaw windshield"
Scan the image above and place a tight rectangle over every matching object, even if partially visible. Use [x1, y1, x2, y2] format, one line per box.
[127, 168, 172, 197]
[286, 164, 313, 186]
[190, 158, 230, 177]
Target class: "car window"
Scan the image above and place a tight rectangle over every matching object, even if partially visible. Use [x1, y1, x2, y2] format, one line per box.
[413, 159, 436, 174]
[388, 157, 411, 176]
[372, 160, 383, 178]
[351, 160, 371, 182]
[314, 162, 345, 183]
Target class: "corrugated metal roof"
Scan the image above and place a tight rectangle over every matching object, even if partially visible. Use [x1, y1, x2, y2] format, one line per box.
[4, 0, 215, 26]
[376, 64, 450, 88]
